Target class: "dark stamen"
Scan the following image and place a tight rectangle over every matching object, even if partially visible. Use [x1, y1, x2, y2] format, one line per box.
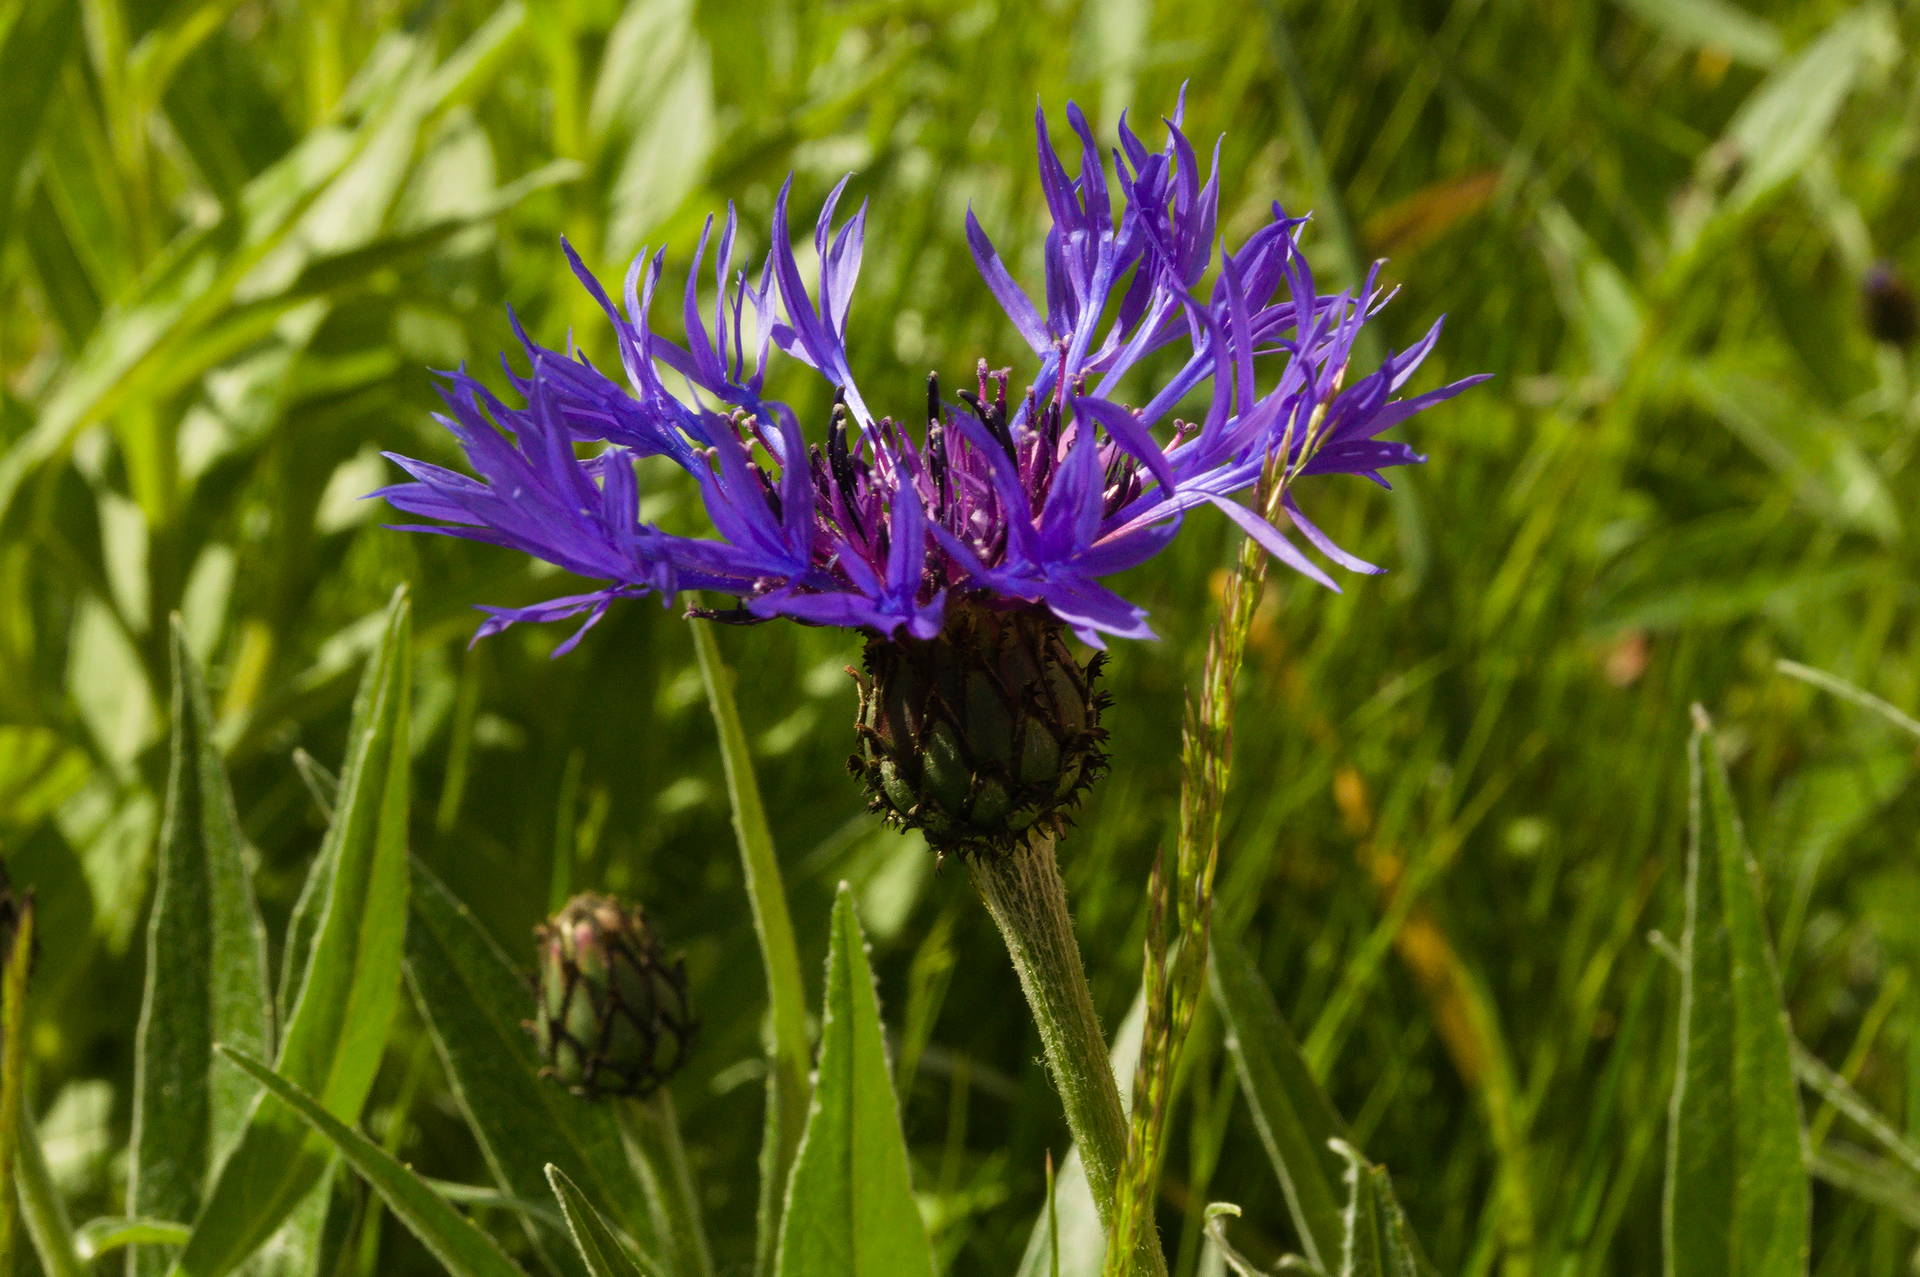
[927, 422, 950, 510]
[749, 462, 783, 520]
[959, 389, 1017, 462]
[827, 404, 865, 540]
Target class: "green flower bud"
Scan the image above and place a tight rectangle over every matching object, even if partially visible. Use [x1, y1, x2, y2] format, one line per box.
[531, 894, 695, 1099]
[850, 602, 1109, 856]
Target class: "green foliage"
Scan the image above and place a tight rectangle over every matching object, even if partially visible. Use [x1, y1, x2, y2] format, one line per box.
[774, 886, 936, 1277]
[2, 901, 37, 1274]
[1210, 937, 1355, 1273]
[127, 620, 273, 1276]
[1328, 1141, 1430, 1277]
[544, 1167, 659, 1277]
[217, 1046, 527, 1277]
[175, 592, 412, 1276]
[5, 0, 1920, 1273]
[1663, 712, 1809, 1276]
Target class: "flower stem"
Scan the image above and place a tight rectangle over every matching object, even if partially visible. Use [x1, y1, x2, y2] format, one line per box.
[968, 834, 1167, 1276]
[688, 615, 810, 1276]
[620, 1090, 715, 1277]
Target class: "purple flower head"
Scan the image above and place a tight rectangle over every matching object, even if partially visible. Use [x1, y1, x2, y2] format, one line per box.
[377, 103, 1486, 653]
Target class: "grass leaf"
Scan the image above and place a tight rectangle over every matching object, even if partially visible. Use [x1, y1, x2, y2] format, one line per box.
[1210, 935, 1351, 1274]
[216, 1046, 527, 1277]
[0, 0, 81, 247]
[1663, 708, 1809, 1277]
[1332, 1141, 1425, 1277]
[127, 618, 274, 1276]
[172, 590, 412, 1277]
[1723, 10, 1888, 211]
[73, 1217, 192, 1260]
[545, 1165, 664, 1277]
[1775, 661, 1920, 741]
[773, 885, 935, 1277]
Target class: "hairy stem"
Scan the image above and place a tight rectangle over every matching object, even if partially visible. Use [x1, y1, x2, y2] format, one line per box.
[621, 1090, 715, 1277]
[969, 834, 1167, 1275]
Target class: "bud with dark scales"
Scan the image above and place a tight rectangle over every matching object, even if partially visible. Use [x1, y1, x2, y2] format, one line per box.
[852, 600, 1110, 855]
[532, 894, 694, 1099]
[1864, 263, 1917, 350]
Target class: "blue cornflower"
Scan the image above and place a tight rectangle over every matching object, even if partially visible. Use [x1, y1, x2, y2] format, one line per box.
[377, 102, 1484, 657]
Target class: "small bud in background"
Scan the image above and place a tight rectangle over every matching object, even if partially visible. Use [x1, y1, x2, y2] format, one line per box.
[531, 893, 695, 1099]
[1863, 263, 1917, 350]
[0, 861, 31, 980]
[850, 602, 1110, 858]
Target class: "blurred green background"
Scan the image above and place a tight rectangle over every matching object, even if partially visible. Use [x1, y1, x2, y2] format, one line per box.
[4, 0, 1919, 1272]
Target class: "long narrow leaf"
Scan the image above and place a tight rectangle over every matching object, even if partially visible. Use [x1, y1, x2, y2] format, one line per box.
[688, 619, 810, 1272]
[1209, 936, 1350, 1273]
[172, 591, 412, 1277]
[774, 886, 935, 1277]
[13, 1103, 84, 1277]
[216, 1047, 526, 1277]
[545, 1166, 662, 1277]
[0, 0, 80, 247]
[76, 1219, 192, 1261]
[1332, 1141, 1424, 1277]
[128, 618, 274, 1277]
[1775, 660, 1920, 741]
[1663, 708, 1809, 1277]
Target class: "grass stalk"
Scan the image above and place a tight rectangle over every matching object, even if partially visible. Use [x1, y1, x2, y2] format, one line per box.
[1110, 447, 1292, 1271]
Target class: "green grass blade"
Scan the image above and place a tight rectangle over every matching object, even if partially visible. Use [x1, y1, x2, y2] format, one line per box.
[1199, 1203, 1268, 1277]
[1721, 10, 1886, 212]
[8, 905, 81, 1277]
[405, 861, 661, 1271]
[773, 885, 935, 1277]
[545, 1165, 664, 1277]
[1775, 660, 1920, 741]
[1791, 1042, 1920, 1180]
[1331, 1141, 1425, 1277]
[74, 1218, 192, 1260]
[127, 618, 275, 1276]
[1611, 0, 1780, 68]
[688, 619, 810, 1270]
[4, 904, 66, 1277]
[215, 1047, 527, 1277]
[0, 0, 80, 248]
[1209, 936, 1349, 1274]
[13, 1102, 84, 1277]
[1663, 708, 1809, 1277]
[172, 590, 413, 1277]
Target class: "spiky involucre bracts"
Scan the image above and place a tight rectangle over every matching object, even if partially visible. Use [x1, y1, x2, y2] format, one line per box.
[532, 894, 695, 1099]
[851, 602, 1110, 856]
